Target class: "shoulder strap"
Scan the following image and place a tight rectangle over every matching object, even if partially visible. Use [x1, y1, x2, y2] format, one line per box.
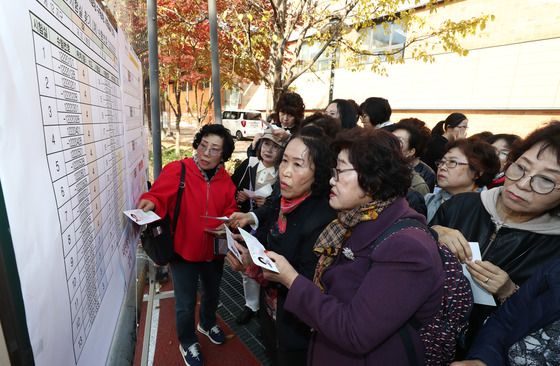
[368, 217, 428, 366]
[171, 161, 186, 234]
[369, 218, 427, 252]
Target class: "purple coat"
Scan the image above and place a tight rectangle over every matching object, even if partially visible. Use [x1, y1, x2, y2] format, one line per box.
[284, 198, 444, 365]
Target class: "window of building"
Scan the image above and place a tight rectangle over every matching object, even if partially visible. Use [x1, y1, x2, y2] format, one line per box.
[357, 22, 406, 64]
[297, 41, 333, 72]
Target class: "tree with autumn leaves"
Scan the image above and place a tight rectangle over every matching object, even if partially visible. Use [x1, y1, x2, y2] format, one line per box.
[156, 0, 260, 153]
[226, 0, 493, 105]
[108, 0, 492, 122]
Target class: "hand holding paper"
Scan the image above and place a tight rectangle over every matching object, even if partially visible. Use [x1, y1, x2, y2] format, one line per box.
[224, 226, 242, 263]
[261, 251, 300, 288]
[242, 184, 273, 199]
[123, 209, 161, 225]
[462, 242, 496, 306]
[202, 215, 230, 222]
[238, 228, 279, 273]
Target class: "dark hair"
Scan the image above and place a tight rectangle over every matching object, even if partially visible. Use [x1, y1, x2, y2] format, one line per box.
[469, 131, 494, 143]
[444, 113, 467, 129]
[288, 126, 335, 197]
[509, 120, 560, 166]
[192, 124, 236, 162]
[431, 121, 445, 136]
[359, 97, 392, 126]
[393, 118, 432, 157]
[332, 128, 411, 200]
[487, 133, 521, 148]
[330, 99, 358, 129]
[301, 112, 342, 139]
[346, 99, 361, 124]
[445, 139, 500, 187]
[275, 92, 305, 123]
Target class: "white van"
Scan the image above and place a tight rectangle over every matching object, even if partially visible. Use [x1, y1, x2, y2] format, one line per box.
[222, 110, 264, 139]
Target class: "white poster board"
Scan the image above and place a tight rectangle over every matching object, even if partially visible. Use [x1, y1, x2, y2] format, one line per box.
[0, 0, 146, 365]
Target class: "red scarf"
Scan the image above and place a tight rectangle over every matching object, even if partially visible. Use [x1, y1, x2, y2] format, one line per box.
[277, 192, 311, 233]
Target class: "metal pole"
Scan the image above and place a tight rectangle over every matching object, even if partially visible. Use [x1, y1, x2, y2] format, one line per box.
[208, 0, 222, 124]
[148, 0, 162, 178]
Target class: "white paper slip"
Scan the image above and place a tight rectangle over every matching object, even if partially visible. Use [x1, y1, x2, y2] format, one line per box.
[224, 226, 242, 263]
[462, 242, 496, 306]
[243, 184, 273, 199]
[123, 209, 161, 225]
[238, 228, 279, 273]
[201, 215, 230, 222]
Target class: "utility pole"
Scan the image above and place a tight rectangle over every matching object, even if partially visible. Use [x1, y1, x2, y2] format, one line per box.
[147, 0, 162, 178]
[208, 0, 222, 124]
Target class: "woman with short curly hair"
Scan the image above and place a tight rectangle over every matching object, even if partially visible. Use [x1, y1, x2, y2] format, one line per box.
[259, 128, 445, 365]
[138, 123, 238, 366]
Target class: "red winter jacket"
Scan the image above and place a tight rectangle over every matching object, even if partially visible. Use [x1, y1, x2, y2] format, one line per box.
[140, 158, 237, 262]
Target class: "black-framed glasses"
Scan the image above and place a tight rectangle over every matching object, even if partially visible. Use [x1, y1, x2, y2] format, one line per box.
[332, 168, 355, 181]
[505, 162, 560, 195]
[435, 159, 470, 169]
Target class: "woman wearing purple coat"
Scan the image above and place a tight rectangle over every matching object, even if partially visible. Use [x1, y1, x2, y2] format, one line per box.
[264, 128, 445, 365]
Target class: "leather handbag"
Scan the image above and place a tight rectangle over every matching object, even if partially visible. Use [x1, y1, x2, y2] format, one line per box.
[140, 162, 186, 265]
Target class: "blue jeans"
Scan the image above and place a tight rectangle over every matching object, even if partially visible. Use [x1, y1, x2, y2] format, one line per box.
[170, 258, 224, 346]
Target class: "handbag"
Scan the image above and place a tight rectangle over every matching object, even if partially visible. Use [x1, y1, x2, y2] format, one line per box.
[213, 237, 228, 256]
[140, 161, 186, 265]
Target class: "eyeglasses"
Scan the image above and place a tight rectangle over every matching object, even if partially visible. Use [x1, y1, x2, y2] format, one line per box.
[197, 144, 222, 157]
[261, 140, 282, 151]
[496, 150, 510, 160]
[332, 168, 355, 181]
[505, 162, 560, 195]
[435, 159, 470, 169]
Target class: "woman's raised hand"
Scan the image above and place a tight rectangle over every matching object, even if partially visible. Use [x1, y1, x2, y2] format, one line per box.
[138, 199, 155, 212]
[262, 251, 299, 289]
[237, 191, 250, 203]
[431, 225, 472, 262]
[250, 133, 263, 149]
[225, 241, 252, 271]
[228, 212, 255, 230]
[467, 260, 517, 299]
[272, 128, 290, 141]
[254, 196, 266, 207]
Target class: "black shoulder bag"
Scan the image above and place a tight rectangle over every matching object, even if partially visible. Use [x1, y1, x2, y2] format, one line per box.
[140, 162, 186, 265]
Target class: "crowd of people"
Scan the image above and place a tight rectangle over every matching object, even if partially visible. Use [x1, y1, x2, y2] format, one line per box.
[138, 92, 560, 366]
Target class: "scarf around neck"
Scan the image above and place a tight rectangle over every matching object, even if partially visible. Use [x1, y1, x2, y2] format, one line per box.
[277, 192, 311, 234]
[193, 155, 220, 182]
[481, 186, 560, 235]
[312, 198, 395, 292]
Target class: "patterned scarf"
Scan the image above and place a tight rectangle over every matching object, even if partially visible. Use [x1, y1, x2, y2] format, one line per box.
[277, 192, 311, 233]
[313, 198, 395, 292]
[193, 155, 221, 182]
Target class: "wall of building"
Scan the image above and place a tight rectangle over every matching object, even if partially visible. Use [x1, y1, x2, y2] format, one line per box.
[242, 0, 560, 136]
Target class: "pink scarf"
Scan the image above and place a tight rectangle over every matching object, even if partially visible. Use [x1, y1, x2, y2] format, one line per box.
[277, 192, 311, 233]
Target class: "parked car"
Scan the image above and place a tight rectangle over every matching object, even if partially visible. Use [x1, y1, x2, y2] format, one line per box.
[222, 110, 264, 139]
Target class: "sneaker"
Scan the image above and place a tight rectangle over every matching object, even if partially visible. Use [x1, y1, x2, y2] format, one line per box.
[179, 343, 203, 366]
[196, 323, 225, 345]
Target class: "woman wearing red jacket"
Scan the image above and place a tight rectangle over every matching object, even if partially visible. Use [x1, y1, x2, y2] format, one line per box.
[138, 124, 238, 366]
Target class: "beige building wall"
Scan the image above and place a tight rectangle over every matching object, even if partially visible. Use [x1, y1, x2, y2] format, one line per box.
[245, 0, 560, 135]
